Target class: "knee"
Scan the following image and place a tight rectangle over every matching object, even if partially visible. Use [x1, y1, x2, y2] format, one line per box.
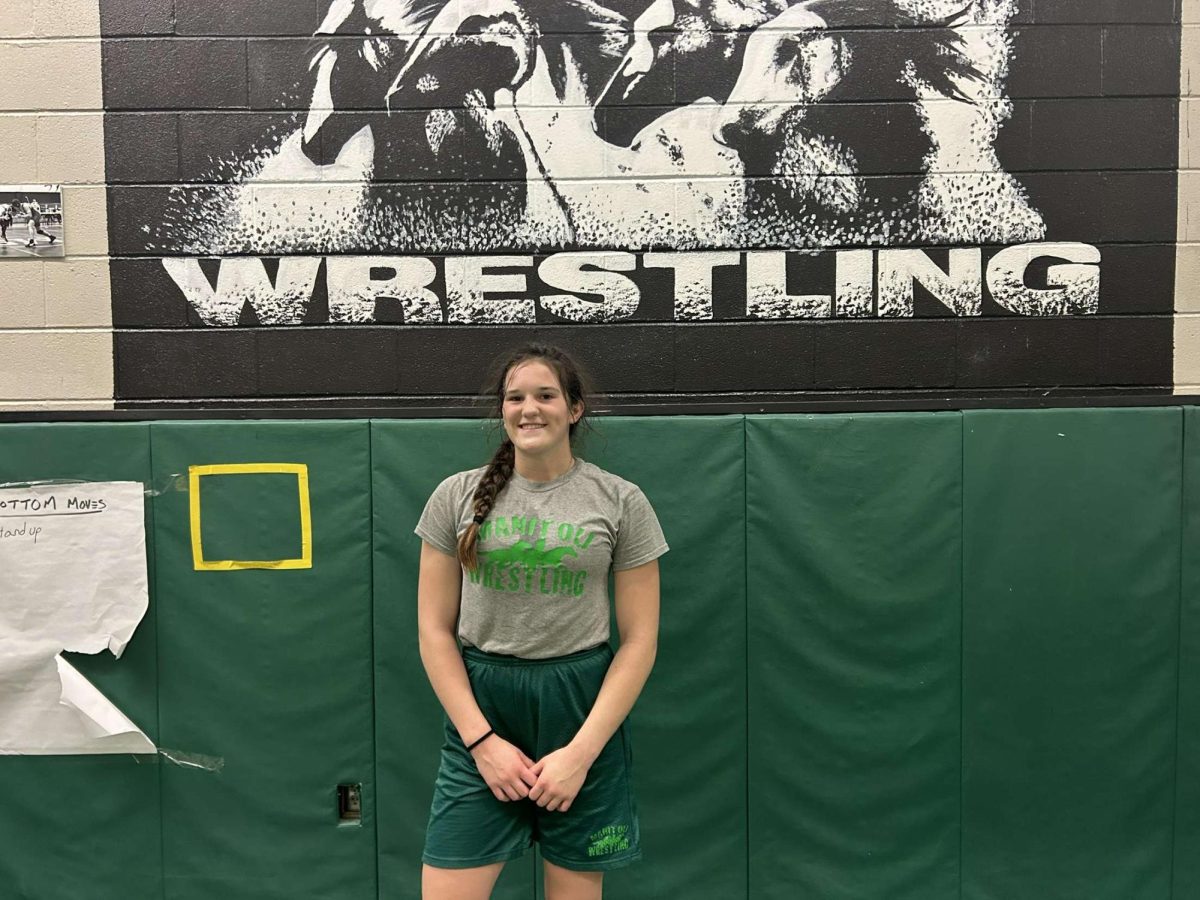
[421, 861, 505, 900]
[542, 858, 603, 900]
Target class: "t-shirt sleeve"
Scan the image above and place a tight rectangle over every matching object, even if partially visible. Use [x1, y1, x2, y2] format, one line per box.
[612, 486, 669, 571]
[414, 476, 462, 557]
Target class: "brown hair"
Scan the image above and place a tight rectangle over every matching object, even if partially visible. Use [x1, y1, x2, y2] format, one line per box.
[456, 343, 594, 571]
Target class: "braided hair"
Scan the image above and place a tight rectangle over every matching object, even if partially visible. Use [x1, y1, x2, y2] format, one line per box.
[457, 343, 593, 571]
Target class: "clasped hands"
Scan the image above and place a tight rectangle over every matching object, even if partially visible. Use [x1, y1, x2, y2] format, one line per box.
[470, 735, 592, 813]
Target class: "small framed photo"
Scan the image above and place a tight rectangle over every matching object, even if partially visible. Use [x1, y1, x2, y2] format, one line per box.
[0, 185, 65, 259]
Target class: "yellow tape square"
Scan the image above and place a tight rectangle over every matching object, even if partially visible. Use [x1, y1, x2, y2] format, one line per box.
[189, 463, 312, 571]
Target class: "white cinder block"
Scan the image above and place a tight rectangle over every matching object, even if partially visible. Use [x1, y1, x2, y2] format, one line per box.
[1177, 245, 1200, 314]
[0, 399, 116, 411]
[34, 0, 100, 37]
[0, 114, 39, 181]
[1179, 172, 1200, 244]
[0, 331, 112, 400]
[1183, 99, 1200, 170]
[0, 262, 45, 328]
[1176, 315, 1200, 390]
[37, 114, 105, 183]
[1185, 26, 1200, 97]
[1187, 0, 1200, 24]
[43, 258, 111, 327]
[0, 2, 35, 38]
[0, 41, 102, 111]
[61, 185, 109, 256]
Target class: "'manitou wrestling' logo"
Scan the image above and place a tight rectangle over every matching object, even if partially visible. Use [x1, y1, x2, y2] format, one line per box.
[470, 514, 595, 596]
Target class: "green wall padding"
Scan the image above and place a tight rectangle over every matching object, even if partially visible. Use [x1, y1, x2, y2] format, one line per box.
[961, 409, 1181, 900]
[373, 419, 537, 900]
[1, 409, 1196, 898]
[150, 422, 376, 900]
[0, 424, 160, 900]
[746, 415, 962, 900]
[573, 416, 747, 900]
[1178, 408, 1200, 898]
[372, 417, 747, 900]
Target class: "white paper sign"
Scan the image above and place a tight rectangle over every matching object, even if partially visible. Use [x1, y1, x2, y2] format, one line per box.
[0, 482, 154, 754]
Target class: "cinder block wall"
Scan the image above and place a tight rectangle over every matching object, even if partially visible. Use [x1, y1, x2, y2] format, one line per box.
[0, 0, 113, 411]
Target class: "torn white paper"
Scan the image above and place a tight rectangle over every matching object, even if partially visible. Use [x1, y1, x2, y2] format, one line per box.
[0, 482, 154, 754]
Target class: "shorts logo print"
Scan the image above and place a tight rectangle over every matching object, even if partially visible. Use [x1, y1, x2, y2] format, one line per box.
[586, 824, 631, 858]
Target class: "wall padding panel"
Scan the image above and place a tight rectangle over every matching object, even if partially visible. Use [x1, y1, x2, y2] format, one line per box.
[746, 414, 963, 900]
[961, 408, 1182, 900]
[372, 419, 536, 900]
[372, 416, 747, 900]
[572, 416, 747, 900]
[1177, 407, 1200, 898]
[150, 421, 376, 900]
[0, 424, 160, 900]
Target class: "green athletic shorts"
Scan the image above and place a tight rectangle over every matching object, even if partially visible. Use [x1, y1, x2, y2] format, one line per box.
[422, 642, 642, 872]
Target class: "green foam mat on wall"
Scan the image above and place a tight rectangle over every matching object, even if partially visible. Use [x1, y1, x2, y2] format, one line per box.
[961, 408, 1181, 900]
[570, 416, 747, 900]
[746, 414, 962, 900]
[372, 418, 537, 900]
[150, 421, 376, 900]
[0, 408, 1195, 898]
[1177, 408, 1200, 899]
[372, 416, 747, 900]
[0, 423, 160, 900]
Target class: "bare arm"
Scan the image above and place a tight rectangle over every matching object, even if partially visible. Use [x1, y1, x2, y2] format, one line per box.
[416, 541, 491, 744]
[570, 559, 661, 764]
[416, 541, 537, 800]
[525, 558, 661, 812]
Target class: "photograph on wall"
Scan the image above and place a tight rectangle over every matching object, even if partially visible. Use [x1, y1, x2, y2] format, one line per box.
[0, 185, 64, 259]
[99, 0, 1181, 407]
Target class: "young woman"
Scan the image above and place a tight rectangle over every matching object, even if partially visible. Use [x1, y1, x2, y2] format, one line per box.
[414, 344, 667, 900]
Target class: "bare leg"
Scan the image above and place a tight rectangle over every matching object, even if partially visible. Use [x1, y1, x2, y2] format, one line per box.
[543, 858, 603, 900]
[422, 861, 505, 900]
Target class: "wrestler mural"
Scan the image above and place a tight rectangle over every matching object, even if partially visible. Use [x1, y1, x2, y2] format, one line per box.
[101, 0, 1180, 405]
[157, 0, 1043, 255]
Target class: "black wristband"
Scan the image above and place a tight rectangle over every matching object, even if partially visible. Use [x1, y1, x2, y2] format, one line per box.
[466, 728, 494, 752]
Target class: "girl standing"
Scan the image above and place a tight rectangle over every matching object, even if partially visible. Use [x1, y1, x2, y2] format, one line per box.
[414, 344, 667, 900]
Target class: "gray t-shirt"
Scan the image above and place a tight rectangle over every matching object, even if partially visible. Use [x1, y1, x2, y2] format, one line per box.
[415, 458, 668, 659]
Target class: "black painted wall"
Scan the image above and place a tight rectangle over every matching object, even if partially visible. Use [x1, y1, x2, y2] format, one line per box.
[100, 0, 1182, 413]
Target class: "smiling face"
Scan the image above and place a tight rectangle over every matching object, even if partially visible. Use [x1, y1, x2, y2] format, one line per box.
[501, 359, 583, 459]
